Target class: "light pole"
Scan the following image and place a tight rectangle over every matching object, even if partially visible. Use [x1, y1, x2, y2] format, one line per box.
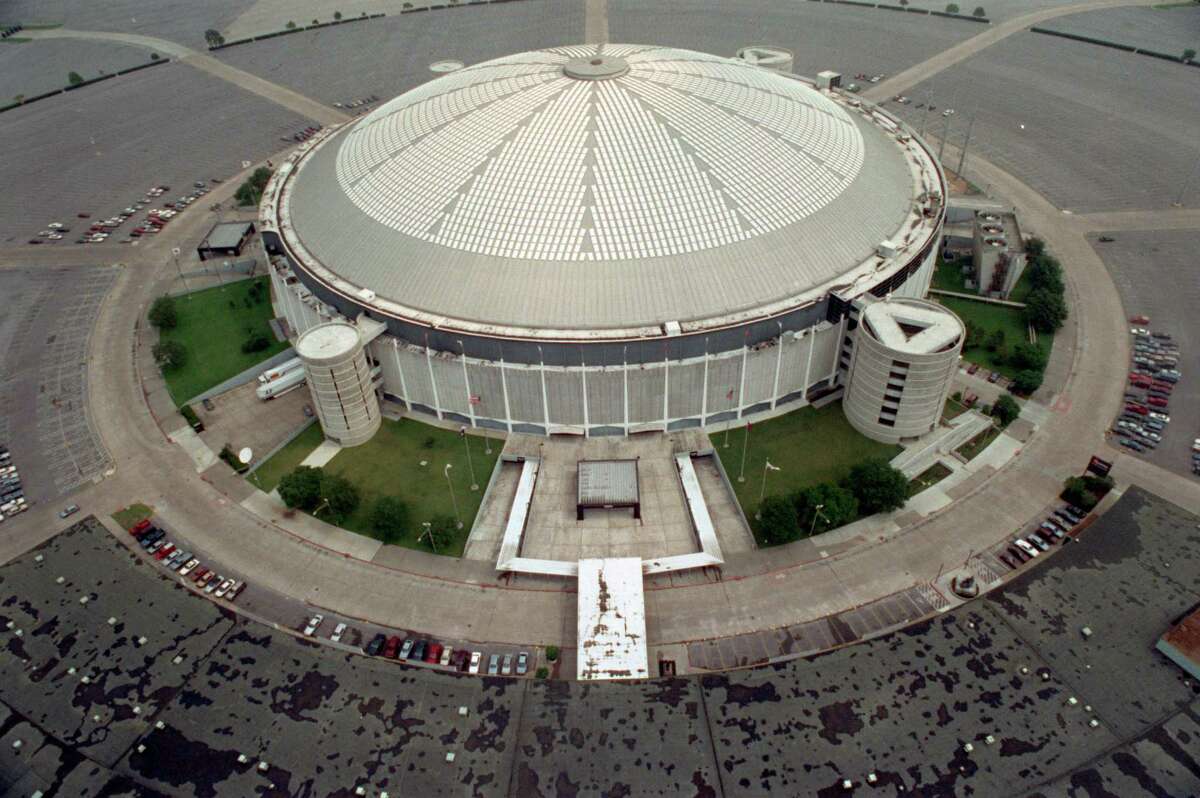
[172, 247, 189, 294]
[754, 460, 780, 520]
[737, 422, 751, 482]
[421, 521, 436, 554]
[460, 426, 479, 491]
[809, 503, 827, 537]
[444, 463, 463, 529]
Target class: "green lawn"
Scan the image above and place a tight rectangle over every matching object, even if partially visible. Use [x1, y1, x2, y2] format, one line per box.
[247, 421, 323, 492]
[935, 295, 1054, 380]
[112, 503, 153, 531]
[716, 404, 901, 524]
[157, 276, 287, 406]
[931, 253, 971, 293]
[315, 418, 503, 556]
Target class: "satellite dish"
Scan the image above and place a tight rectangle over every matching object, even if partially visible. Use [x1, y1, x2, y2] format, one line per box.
[238, 447, 253, 465]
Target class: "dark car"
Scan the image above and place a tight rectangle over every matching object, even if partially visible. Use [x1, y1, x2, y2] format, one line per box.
[383, 635, 402, 659]
[451, 650, 470, 671]
[998, 553, 1017, 570]
[410, 640, 427, 661]
[365, 634, 386, 656]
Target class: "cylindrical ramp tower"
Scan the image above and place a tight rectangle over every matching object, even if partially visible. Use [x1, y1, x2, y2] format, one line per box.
[843, 298, 963, 444]
[296, 321, 380, 447]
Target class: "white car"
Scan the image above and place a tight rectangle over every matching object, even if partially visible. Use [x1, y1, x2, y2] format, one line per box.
[214, 579, 234, 598]
[440, 647, 453, 667]
[303, 614, 324, 636]
[468, 651, 482, 674]
[330, 622, 347, 643]
[1130, 327, 1149, 335]
[1014, 539, 1039, 558]
[178, 558, 200, 576]
[1149, 412, 1170, 422]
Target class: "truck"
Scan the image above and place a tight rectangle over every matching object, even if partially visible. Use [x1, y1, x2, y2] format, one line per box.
[255, 367, 306, 400]
[258, 356, 303, 384]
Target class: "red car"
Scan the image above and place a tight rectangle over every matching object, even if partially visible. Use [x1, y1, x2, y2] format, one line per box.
[154, 543, 176, 561]
[1147, 396, 1168, 408]
[1150, 381, 1173, 392]
[1129, 373, 1150, 384]
[131, 519, 152, 536]
[424, 643, 444, 664]
[383, 636, 402, 659]
[966, 363, 979, 375]
[191, 567, 210, 583]
[1129, 315, 1149, 324]
[1125, 404, 1148, 416]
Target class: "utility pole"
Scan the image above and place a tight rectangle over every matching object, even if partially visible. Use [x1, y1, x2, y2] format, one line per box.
[444, 464, 463, 529]
[460, 426, 478, 491]
[172, 247, 189, 294]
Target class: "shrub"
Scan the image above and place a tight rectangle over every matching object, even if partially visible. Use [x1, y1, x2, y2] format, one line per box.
[370, 496, 410, 542]
[279, 465, 323, 510]
[148, 295, 178, 330]
[150, 52, 159, 60]
[334, 11, 343, 20]
[951, 390, 962, 403]
[845, 459, 909, 515]
[991, 394, 1020, 427]
[535, 666, 549, 679]
[312, 19, 319, 25]
[985, 328, 1006, 353]
[545, 645, 559, 662]
[180, 404, 202, 430]
[1011, 369, 1043, 396]
[321, 473, 360, 521]
[286, 20, 296, 29]
[1183, 48, 1196, 62]
[152, 339, 187, 370]
[420, 515, 458, 552]
[1027, 255, 1064, 294]
[204, 28, 225, 47]
[791, 483, 858, 536]
[219, 444, 249, 473]
[973, 5, 985, 16]
[1010, 342, 1047, 372]
[946, 3, 960, 12]
[67, 71, 84, 86]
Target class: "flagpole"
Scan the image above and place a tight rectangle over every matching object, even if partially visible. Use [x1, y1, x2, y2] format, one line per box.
[737, 421, 750, 483]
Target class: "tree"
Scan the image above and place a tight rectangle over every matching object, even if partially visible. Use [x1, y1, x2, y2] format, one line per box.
[1011, 369, 1043, 396]
[963, 318, 983, 349]
[67, 71, 84, 86]
[241, 333, 270, 353]
[320, 473, 360, 521]
[973, 5, 986, 16]
[370, 496, 410, 542]
[1024, 287, 1068, 333]
[150, 52, 159, 60]
[1061, 475, 1112, 511]
[546, 645, 560, 662]
[286, 20, 296, 29]
[992, 394, 1020, 426]
[535, 666, 549, 679]
[234, 166, 273, 206]
[1010, 342, 1046, 372]
[946, 3, 960, 12]
[422, 515, 458, 552]
[792, 483, 858, 537]
[1184, 48, 1196, 62]
[148, 295, 178, 330]
[1025, 237, 1045, 258]
[845, 459, 909, 515]
[204, 28, 225, 47]
[152, 339, 187, 370]
[985, 328, 1006, 353]
[1027, 255, 1064, 294]
[334, 11, 343, 20]
[756, 494, 799, 546]
[279, 465, 323, 511]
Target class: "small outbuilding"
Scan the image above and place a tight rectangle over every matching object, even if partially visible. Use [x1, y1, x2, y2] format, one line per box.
[577, 459, 640, 520]
[197, 220, 255, 260]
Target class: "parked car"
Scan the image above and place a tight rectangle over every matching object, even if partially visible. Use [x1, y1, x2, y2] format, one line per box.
[215, 579, 234, 598]
[366, 634, 386, 656]
[1014, 539, 1039, 558]
[411, 640, 427, 661]
[487, 654, 500, 675]
[384, 636, 402, 659]
[330, 622, 347, 643]
[516, 652, 529, 676]
[303, 614, 324, 636]
[440, 647, 454, 668]
[399, 638, 415, 659]
[154, 543, 176, 561]
[1028, 534, 1050, 552]
[226, 581, 245, 602]
[501, 654, 513, 675]
[59, 504, 80, 519]
[131, 519, 152, 537]
[469, 651, 482, 674]
[425, 643, 443, 664]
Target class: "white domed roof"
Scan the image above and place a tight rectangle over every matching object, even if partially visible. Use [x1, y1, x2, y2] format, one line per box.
[282, 44, 930, 334]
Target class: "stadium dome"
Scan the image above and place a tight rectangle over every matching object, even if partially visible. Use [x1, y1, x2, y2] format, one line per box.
[262, 44, 945, 437]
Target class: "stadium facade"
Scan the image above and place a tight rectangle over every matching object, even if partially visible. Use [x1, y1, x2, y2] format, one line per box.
[260, 44, 949, 438]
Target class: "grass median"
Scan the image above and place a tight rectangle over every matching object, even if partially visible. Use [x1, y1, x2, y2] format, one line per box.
[157, 276, 287, 406]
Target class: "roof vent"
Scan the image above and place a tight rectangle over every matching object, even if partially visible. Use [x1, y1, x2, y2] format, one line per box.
[876, 240, 898, 258]
[663, 320, 682, 337]
[358, 287, 377, 302]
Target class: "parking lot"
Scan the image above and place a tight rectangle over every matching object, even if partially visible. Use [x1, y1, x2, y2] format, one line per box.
[0, 38, 153, 101]
[0, 265, 116, 504]
[0, 0, 251, 49]
[0, 61, 312, 241]
[1090, 230, 1200, 478]
[887, 32, 1200, 213]
[2, 486, 1197, 795]
[216, 0, 584, 109]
